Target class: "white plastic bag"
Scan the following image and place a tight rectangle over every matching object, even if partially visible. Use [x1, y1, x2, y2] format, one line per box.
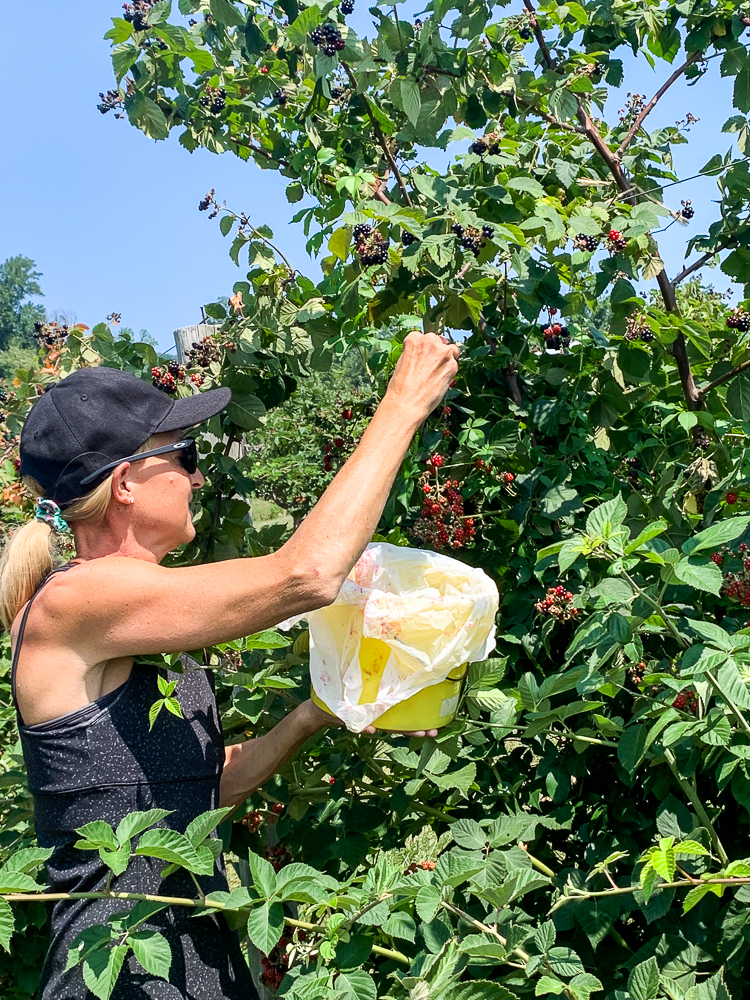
[287, 542, 499, 733]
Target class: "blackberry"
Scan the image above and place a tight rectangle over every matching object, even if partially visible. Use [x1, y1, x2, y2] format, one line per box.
[167, 360, 184, 377]
[640, 330, 655, 343]
[402, 230, 418, 246]
[414, 18, 423, 29]
[323, 44, 337, 56]
[680, 199, 694, 220]
[460, 226, 483, 258]
[122, 0, 155, 32]
[607, 228, 627, 253]
[353, 223, 372, 241]
[200, 86, 226, 114]
[330, 86, 344, 99]
[625, 314, 652, 343]
[574, 233, 599, 252]
[357, 231, 390, 266]
[451, 223, 464, 236]
[340, 0, 354, 13]
[470, 138, 488, 156]
[481, 225, 494, 239]
[199, 189, 215, 212]
[274, 88, 288, 106]
[310, 26, 324, 44]
[519, 26, 531, 39]
[727, 307, 750, 333]
[593, 60, 605, 75]
[186, 336, 224, 368]
[97, 90, 124, 116]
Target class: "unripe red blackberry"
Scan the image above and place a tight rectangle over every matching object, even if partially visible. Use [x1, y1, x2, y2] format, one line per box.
[726, 492, 738, 505]
[711, 552, 724, 566]
[673, 694, 687, 710]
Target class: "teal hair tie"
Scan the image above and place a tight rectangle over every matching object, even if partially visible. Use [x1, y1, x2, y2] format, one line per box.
[34, 498, 71, 535]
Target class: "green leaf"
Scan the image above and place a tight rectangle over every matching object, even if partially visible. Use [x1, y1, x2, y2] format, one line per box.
[673, 557, 723, 595]
[415, 884, 442, 923]
[227, 394, 266, 430]
[329, 227, 350, 261]
[429, 762, 476, 794]
[185, 808, 232, 848]
[716, 659, 750, 710]
[125, 92, 169, 141]
[568, 974, 603, 1000]
[249, 851, 277, 898]
[401, 80, 422, 126]
[82, 944, 128, 1000]
[0, 899, 14, 952]
[134, 829, 203, 871]
[506, 176, 546, 199]
[451, 819, 487, 850]
[75, 821, 118, 851]
[100, 844, 131, 878]
[209, 0, 245, 26]
[334, 969, 379, 1000]
[586, 495, 627, 539]
[246, 901, 285, 954]
[618, 724, 648, 773]
[547, 946, 584, 977]
[682, 881, 713, 912]
[682, 514, 750, 555]
[129, 929, 172, 979]
[106, 18, 134, 43]
[449, 983, 516, 1000]
[625, 519, 669, 554]
[112, 45, 138, 83]
[627, 956, 660, 1000]
[650, 842, 676, 881]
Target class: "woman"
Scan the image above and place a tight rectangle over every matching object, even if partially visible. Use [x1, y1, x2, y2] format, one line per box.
[0, 331, 458, 999]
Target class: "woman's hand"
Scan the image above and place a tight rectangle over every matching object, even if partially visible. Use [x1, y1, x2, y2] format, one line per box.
[306, 699, 438, 738]
[385, 331, 460, 421]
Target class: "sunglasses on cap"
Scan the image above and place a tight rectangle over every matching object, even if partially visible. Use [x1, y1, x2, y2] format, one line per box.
[79, 439, 198, 487]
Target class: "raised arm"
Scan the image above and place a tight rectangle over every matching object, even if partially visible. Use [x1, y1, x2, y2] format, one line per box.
[46, 333, 459, 661]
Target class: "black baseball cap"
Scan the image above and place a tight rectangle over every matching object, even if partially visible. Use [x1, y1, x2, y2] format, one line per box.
[20, 367, 231, 508]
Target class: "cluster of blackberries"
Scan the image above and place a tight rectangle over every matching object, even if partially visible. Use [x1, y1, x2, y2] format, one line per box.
[259, 934, 291, 992]
[589, 61, 605, 76]
[693, 430, 712, 452]
[535, 585, 578, 620]
[310, 22, 345, 55]
[198, 189, 216, 213]
[122, 0, 155, 32]
[151, 363, 186, 394]
[322, 435, 346, 472]
[97, 90, 124, 117]
[402, 230, 419, 247]
[673, 690, 698, 714]
[33, 321, 69, 351]
[340, 0, 354, 13]
[607, 228, 627, 253]
[540, 321, 570, 351]
[186, 336, 224, 368]
[353, 225, 389, 266]
[574, 233, 599, 252]
[0, 390, 7, 404]
[622, 456, 640, 487]
[624, 314, 654, 343]
[519, 26, 531, 39]
[628, 660, 647, 686]
[726, 307, 750, 332]
[469, 130, 501, 156]
[200, 86, 226, 114]
[330, 86, 344, 99]
[274, 88, 288, 106]
[680, 199, 694, 220]
[451, 223, 493, 258]
[411, 475, 475, 550]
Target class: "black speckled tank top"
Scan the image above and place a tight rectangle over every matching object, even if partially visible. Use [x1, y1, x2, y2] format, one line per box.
[12, 562, 259, 999]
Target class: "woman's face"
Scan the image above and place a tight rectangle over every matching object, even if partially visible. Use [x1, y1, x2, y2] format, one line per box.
[114, 430, 205, 555]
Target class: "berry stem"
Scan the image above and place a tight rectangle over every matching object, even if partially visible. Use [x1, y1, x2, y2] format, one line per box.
[663, 748, 728, 864]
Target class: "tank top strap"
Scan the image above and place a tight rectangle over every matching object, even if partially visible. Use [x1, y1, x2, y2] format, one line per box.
[11, 563, 78, 716]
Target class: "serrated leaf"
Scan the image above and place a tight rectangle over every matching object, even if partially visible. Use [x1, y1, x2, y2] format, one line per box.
[82, 943, 128, 1000]
[0, 899, 14, 953]
[184, 808, 232, 848]
[650, 845, 676, 881]
[547, 946, 584, 977]
[246, 901, 285, 954]
[682, 881, 713, 913]
[451, 819, 487, 850]
[249, 851, 277, 898]
[401, 80, 422, 126]
[129, 929, 172, 979]
[125, 92, 168, 141]
[682, 514, 750, 555]
[449, 983, 516, 1000]
[429, 762, 476, 795]
[116, 809, 172, 845]
[628, 956, 659, 1000]
[209, 0, 245, 26]
[100, 844, 131, 877]
[75, 821, 118, 851]
[134, 829, 203, 872]
[673, 557, 723, 595]
[415, 884, 442, 922]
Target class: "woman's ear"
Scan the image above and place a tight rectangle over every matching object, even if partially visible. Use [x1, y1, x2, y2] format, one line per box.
[110, 463, 134, 506]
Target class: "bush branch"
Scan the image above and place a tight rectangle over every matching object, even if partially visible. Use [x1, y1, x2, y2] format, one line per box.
[699, 359, 750, 397]
[615, 53, 702, 159]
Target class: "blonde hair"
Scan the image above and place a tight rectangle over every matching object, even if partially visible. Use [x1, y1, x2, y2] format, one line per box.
[0, 436, 160, 632]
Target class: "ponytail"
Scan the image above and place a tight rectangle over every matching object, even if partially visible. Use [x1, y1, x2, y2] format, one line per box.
[0, 435, 161, 632]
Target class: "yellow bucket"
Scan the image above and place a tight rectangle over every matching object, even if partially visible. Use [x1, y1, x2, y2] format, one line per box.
[310, 636, 468, 731]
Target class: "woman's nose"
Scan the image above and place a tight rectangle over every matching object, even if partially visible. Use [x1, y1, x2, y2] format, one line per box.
[192, 468, 205, 489]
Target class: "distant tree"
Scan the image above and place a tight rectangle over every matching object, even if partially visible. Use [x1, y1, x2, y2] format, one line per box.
[0, 256, 45, 352]
[116, 325, 159, 348]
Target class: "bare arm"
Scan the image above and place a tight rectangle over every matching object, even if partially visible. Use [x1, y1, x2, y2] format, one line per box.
[47, 333, 459, 660]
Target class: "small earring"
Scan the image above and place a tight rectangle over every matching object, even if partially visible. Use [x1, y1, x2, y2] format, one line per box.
[129, 499, 134, 504]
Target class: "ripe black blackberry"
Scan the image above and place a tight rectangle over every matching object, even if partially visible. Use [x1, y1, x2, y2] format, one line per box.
[186, 336, 224, 368]
[199, 189, 215, 212]
[357, 231, 389, 266]
[353, 223, 372, 241]
[340, 0, 354, 14]
[274, 89, 288, 106]
[624, 314, 652, 343]
[122, 0, 155, 32]
[330, 86, 344, 99]
[402, 230, 418, 246]
[519, 26, 531, 39]
[481, 225, 494, 240]
[640, 330, 655, 343]
[200, 86, 226, 114]
[680, 199, 694, 220]
[593, 61, 605, 75]
[310, 26, 324, 44]
[0, 390, 7, 404]
[97, 90, 124, 116]
[575, 233, 599, 252]
[167, 360, 185, 378]
[460, 227, 483, 258]
[451, 223, 464, 236]
[470, 138, 488, 156]
[727, 307, 750, 333]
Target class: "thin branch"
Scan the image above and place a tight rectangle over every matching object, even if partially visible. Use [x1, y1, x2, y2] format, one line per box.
[442, 900, 530, 963]
[700, 358, 750, 397]
[522, 0, 554, 69]
[615, 52, 702, 159]
[663, 748, 728, 865]
[516, 99, 587, 135]
[551, 874, 750, 909]
[674, 244, 730, 286]
[342, 63, 413, 207]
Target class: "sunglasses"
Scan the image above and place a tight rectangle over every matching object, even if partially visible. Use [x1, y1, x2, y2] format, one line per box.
[79, 438, 198, 487]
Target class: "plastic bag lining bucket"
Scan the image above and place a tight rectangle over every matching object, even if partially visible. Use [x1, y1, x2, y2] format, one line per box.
[310, 636, 469, 731]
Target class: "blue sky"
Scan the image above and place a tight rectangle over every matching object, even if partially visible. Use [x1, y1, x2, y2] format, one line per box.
[0, 2, 741, 352]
